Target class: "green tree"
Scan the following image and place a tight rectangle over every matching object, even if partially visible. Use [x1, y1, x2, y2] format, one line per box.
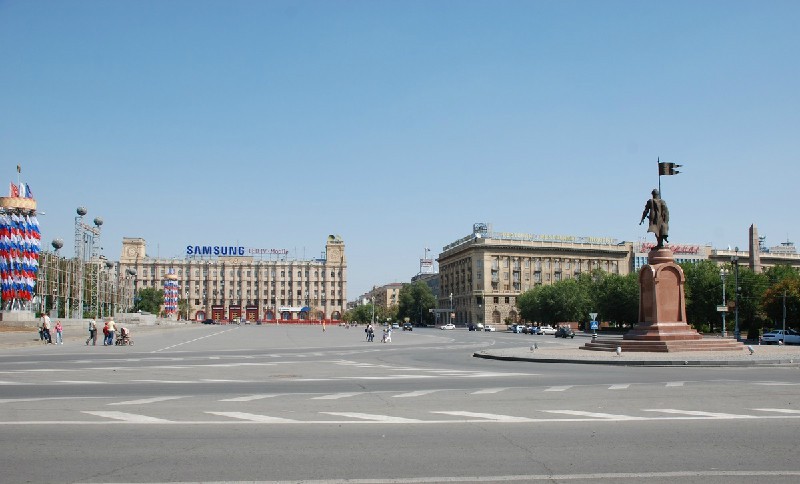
[178, 298, 190, 320]
[681, 260, 726, 333]
[517, 279, 591, 325]
[592, 272, 639, 328]
[397, 281, 437, 326]
[134, 287, 164, 315]
[761, 265, 800, 328]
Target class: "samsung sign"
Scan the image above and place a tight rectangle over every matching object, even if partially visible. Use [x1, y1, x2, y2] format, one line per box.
[186, 245, 290, 257]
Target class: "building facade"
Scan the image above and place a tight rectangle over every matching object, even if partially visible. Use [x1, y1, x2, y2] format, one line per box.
[438, 224, 633, 326]
[118, 235, 347, 322]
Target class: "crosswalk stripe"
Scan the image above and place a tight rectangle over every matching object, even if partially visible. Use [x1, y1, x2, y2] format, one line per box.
[108, 396, 186, 406]
[608, 384, 630, 390]
[754, 382, 800, 386]
[752, 408, 800, 414]
[545, 386, 573, 392]
[206, 411, 299, 423]
[82, 411, 172, 423]
[665, 381, 685, 387]
[643, 409, 755, 418]
[431, 411, 534, 422]
[220, 394, 280, 402]
[321, 412, 423, 423]
[472, 388, 509, 394]
[312, 392, 363, 400]
[543, 410, 643, 420]
[393, 390, 441, 398]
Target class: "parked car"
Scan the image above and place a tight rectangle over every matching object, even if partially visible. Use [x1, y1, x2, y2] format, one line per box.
[483, 325, 496, 332]
[402, 323, 413, 331]
[761, 329, 800, 345]
[555, 327, 576, 338]
[538, 325, 557, 335]
[528, 325, 542, 335]
[440, 323, 456, 330]
[468, 323, 485, 331]
[509, 324, 526, 333]
[391, 323, 400, 329]
[201, 319, 216, 325]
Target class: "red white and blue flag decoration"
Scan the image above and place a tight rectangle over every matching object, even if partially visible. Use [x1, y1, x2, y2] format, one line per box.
[0, 212, 41, 303]
[8, 181, 34, 199]
[163, 273, 179, 316]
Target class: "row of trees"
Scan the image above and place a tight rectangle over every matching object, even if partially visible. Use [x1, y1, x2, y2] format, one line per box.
[515, 262, 800, 337]
[343, 281, 437, 326]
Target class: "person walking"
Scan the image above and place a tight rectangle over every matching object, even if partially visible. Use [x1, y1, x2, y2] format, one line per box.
[102, 321, 110, 346]
[86, 319, 97, 346]
[42, 314, 53, 344]
[106, 319, 116, 346]
[54, 321, 63, 345]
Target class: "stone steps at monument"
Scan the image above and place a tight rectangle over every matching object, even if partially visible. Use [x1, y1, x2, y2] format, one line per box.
[582, 339, 744, 353]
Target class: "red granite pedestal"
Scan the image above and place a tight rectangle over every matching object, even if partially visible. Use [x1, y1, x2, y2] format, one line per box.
[583, 249, 743, 352]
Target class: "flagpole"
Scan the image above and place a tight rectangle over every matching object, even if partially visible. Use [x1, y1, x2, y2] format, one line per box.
[657, 157, 661, 196]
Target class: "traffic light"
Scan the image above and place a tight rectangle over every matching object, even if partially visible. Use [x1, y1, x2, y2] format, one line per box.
[658, 161, 682, 176]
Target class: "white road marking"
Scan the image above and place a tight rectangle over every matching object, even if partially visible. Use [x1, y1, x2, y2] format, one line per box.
[0, 381, 32, 385]
[752, 408, 800, 414]
[545, 386, 573, 392]
[108, 396, 186, 406]
[131, 380, 196, 384]
[312, 392, 364, 400]
[431, 411, 535, 422]
[82, 411, 172, 423]
[0, 396, 108, 404]
[754, 382, 800, 386]
[471, 388, 508, 394]
[220, 394, 281, 402]
[321, 412, 424, 423]
[665, 381, 685, 387]
[643, 409, 756, 418]
[608, 384, 630, 390]
[62, 470, 800, 482]
[205, 411, 299, 423]
[543, 410, 643, 420]
[54, 380, 105, 384]
[393, 390, 441, 398]
[151, 328, 238, 353]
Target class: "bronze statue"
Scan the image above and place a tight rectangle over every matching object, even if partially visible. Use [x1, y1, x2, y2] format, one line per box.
[640, 189, 669, 249]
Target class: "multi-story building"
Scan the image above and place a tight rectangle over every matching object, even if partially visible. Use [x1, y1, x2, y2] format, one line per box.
[366, 283, 403, 309]
[118, 235, 347, 322]
[438, 224, 633, 326]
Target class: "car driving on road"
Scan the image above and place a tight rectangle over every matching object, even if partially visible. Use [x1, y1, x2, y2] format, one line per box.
[440, 323, 456, 330]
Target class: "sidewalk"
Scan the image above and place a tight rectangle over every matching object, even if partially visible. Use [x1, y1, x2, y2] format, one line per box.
[0, 324, 190, 350]
[475, 341, 800, 367]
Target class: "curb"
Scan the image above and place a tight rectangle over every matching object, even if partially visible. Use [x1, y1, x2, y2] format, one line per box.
[473, 351, 800, 367]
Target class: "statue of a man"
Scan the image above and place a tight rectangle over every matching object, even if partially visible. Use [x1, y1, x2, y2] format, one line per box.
[640, 189, 669, 249]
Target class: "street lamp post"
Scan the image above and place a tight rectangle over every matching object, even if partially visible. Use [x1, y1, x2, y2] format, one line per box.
[449, 293, 453, 326]
[732, 247, 740, 341]
[720, 267, 728, 338]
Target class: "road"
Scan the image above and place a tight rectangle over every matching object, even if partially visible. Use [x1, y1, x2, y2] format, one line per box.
[1, 324, 799, 483]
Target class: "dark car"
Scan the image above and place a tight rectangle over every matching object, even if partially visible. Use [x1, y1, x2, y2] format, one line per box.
[201, 318, 216, 325]
[555, 327, 575, 338]
[402, 323, 413, 331]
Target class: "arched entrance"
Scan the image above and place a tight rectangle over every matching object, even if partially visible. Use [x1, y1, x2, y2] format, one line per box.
[331, 311, 341, 321]
[492, 310, 501, 325]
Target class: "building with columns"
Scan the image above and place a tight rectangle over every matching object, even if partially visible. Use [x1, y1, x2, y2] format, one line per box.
[438, 224, 633, 326]
[118, 235, 347, 322]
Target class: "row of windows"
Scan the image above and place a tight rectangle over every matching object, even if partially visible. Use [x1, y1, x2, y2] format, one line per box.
[138, 268, 343, 279]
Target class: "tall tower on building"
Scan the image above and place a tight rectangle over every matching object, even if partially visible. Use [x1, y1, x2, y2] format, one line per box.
[749, 224, 762, 273]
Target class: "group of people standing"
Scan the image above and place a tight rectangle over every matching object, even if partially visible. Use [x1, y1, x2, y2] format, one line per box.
[39, 315, 121, 346]
[38, 314, 62, 344]
[364, 324, 392, 343]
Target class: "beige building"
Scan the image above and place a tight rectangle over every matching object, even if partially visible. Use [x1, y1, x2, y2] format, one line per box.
[438, 224, 633, 326]
[366, 283, 403, 309]
[118, 235, 347, 322]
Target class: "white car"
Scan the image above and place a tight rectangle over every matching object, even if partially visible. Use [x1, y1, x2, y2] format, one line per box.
[538, 325, 557, 335]
[440, 323, 456, 330]
[483, 325, 496, 332]
[761, 329, 800, 345]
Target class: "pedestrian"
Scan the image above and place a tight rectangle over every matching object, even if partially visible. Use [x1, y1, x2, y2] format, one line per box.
[106, 319, 116, 346]
[38, 319, 44, 342]
[54, 320, 63, 345]
[102, 321, 110, 346]
[86, 319, 97, 346]
[41, 314, 53, 344]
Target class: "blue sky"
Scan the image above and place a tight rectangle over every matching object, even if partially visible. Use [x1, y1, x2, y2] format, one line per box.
[1, 0, 797, 298]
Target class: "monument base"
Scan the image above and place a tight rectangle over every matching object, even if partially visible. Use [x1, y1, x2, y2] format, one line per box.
[581, 248, 743, 352]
